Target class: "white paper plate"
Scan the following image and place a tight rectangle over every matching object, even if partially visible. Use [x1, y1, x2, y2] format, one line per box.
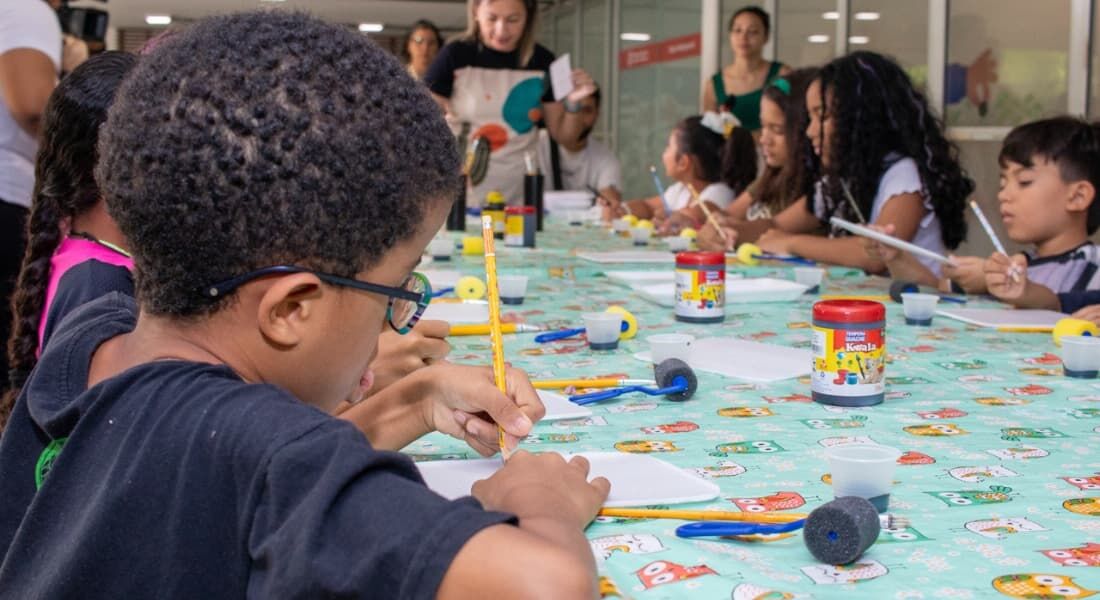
[605, 270, 675, 284]
[538, 390, 593, 421]
[544, 190, 594, 213]
[633, 337, 811, 383]
[422, 300, 489, 324]
[417, 452, 720, 507]
[634, 277, 808, 307]
[936, 308, 1065, 329]
[578, 251, 676, 264]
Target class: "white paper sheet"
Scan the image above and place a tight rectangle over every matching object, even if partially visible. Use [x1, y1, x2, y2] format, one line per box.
[634, 337, 811, 383]
[420, 269, 461, 290]
[537, 390, 593, 421]
[605, 270, 675, 284]
[417, 452, 720, 507]
[633, 278, 808, 307]
[549, 53, 574, 101]
[936, 308, 1066, 329]
[577, 251, 675, 264]
[422, 300, 489, 324]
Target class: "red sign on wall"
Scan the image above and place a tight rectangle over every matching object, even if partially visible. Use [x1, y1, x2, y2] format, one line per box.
[618, 33, 702, 71]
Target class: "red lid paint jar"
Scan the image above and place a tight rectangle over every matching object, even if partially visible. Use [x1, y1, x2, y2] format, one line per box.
[504, 206, 536, 248]
[674, 251, 725, 323]
[811, 300, 886, 406]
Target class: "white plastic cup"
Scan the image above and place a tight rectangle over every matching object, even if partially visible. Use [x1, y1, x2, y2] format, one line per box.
[825, 444, 902, 513]
[648, 333, 694, 364]
[793, 267, 825, 293]
[428, 238, 453, 261]
[611, 218, 631, 233]
[900, 292, 939, 326]
[666, 236, 691, 252]
[583, 312, 623, 350]
[631, 226, 652, 246]
[1061, 335, 1100, 378]
[498, 275, 529, 305]
[567, 209, 586, 226]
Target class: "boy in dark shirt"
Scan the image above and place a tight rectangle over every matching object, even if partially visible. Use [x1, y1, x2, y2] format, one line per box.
[0, 11, 608, 599]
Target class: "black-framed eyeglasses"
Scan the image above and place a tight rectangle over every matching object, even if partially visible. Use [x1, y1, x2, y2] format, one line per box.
[203, 265, 432, 334]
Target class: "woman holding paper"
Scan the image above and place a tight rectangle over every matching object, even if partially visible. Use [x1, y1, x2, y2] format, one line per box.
[425, 0, 597, 206]
[701, 6, 790, 131]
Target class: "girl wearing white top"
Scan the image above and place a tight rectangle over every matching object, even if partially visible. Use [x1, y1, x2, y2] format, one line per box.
[621, 113, 757, 233]
[757, 51, 973, 275]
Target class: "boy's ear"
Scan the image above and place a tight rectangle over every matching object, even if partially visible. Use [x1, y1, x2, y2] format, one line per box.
[1067, 180, 1097, 214]
[255, 273, 325, 349]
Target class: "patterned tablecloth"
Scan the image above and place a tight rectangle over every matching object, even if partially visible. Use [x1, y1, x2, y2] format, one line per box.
[404, 221, 1100, 600]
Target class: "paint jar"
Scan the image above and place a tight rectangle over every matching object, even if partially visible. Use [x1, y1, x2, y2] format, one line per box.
[812, 300, 885, 407]
[504, 206, 536, 248]
[484, 191, 506, 240]
[674, 251, 725, 323]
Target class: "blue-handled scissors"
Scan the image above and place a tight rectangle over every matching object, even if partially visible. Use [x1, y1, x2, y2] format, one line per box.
[675, 519, 806, 539]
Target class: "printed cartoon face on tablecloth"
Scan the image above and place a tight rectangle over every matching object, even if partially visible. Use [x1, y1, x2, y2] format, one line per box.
[991, 573, 1096, 598]
[935, 359, 988, 370]
[1068, 408, 1100, 419]
[614, 439, 680, 453]
[976, 396, 1032, 406]
[1061, 473, 1100, 491]
[965, 517, 1047, 540]
[927, 485, 1013, 507]
[590, 534, 666, 561]
[800, 560, 888, 584]
[1040, 543, 1100, 567]
[960, 374, 1004, 383]
[802, 416, 867, 429]
[763, 393, 812, 404]
[1001, 427, 1067, 441]
[639, 421, 698, 434]
[948, 465, 1020, 483]
[897, 345, 936, 353]
[818, 435, 877, 447]
[731, 491, 807, 512]
[917, 408, 968, 419]
[606, 402, 658, 414]
[524, 432, 584, 444]
[1019, 367, 1063, 377]
[553, 416, 608, 428]
[1023, 352, 1063, 365]
[635, 560, 717, 589]
[888, 376, 933, 385]
[987, 445, 1050, 460]
[692, 460, 747, 478]
[1064, 498, 1100, 516]
[718, 407, 775, 418]
[1005, 384, 1053, 396]
[899, 450, 936, 464]
[598, 576, 622, 597]
[904, 423, 968, 436]
[731, 583, 798, 599]
[710, 440, 785, 456]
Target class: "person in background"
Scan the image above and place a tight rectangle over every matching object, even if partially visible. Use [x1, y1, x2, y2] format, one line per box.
[537, 87, 622, 214]
[426, 0, 597, 206]
[404, 19, 442, 80]
[701, 5, 790, 132]
[698, 68, 817, 251]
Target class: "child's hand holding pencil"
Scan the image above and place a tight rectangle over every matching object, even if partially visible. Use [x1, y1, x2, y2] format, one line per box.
[983, 252, 1029, 300]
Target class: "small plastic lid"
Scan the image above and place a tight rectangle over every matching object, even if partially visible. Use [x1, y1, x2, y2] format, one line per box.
[505, 206, 535, 215]
[675, 251, 725, 266]
[813, 300, 885, 323]
[485, 190, 504, 203]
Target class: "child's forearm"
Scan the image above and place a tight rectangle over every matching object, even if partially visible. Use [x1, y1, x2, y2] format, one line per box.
[519, 515, 598, 577]
[1003, 281, 1061, 310]
[885, 253, 939, 288]
[337, 371, 433, 449]
[730, 218, 774, 244]
[788, 235, 887, 273]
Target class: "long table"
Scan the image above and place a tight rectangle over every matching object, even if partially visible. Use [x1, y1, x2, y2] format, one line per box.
[405, 220, 1100, 599]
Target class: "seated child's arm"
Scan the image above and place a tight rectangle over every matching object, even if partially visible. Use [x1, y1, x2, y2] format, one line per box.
[1071, 303, 1100, 325]
[861, 223, 938, 287]
[598, 186, 624, 221]
[339, 362, 543, 456]
[350, 320, 450, 398]
[625, 196, 661, 220]
[1059, 291, 1100, 315]
[984, 252, 1061, 310]
[697, 212, 738, 251]
[661, 201, 722, 236]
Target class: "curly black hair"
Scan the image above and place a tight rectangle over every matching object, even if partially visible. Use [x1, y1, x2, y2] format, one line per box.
[811, 51, 973, 249]
[97, 11, 459, 317]
[4, 51, 137, 428]
[675, 116, 757, 196]
[999, 116, 1100, 235]
[753, 67, 817, 215]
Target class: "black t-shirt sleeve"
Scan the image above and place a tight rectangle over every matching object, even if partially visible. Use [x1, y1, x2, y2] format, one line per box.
[247, 420, 515, 599]
[426, 41, 467, 98]
[1058, 290, 1100, 314]
[42, 260, 134, 350]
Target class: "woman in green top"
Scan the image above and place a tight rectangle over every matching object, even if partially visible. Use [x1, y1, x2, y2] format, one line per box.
[702, 6, 790, 131]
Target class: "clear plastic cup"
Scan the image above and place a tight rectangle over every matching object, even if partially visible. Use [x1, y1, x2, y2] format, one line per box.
[498, 275, 529, 305]
[793, 267, 825, 293]
[900, 292, 939, 326]
[1061, 335, 1100, 378]
[428, 238, 453, 261]
[583, 312, 623, 350]
[648, 333, 694, 364]
[825, 444, 902, 513]
[666, 236, 691, 252]
[631, 226, 652, 246]
[567, 210, 586, 226]
[611, 218, 631, 233]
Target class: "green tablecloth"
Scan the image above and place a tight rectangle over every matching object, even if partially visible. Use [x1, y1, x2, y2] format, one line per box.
[406, 221, 1100, 599]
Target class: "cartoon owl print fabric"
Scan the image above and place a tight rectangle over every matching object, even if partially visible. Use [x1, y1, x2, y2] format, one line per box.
[404, 223, 1100, 598]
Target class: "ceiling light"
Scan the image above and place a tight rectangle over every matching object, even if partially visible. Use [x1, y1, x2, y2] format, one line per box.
[822, 11, 839, 20]
[620, 32, 651, 42]
[854, 12, 880, 21]
[358, 23, 384, 33]
[145, 15, 172, 26]
[807, 34, 830, 44]
[848, 35, 870, 44]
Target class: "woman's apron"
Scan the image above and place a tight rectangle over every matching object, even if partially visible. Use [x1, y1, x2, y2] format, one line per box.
[450, 66, 546, 206]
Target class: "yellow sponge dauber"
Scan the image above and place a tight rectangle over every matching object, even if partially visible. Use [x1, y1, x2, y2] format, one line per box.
[456, 276, 487, 300]
[605, 305, 638, 340]
[736, 242, 762, 266]
[1053, 318, 1099, 347]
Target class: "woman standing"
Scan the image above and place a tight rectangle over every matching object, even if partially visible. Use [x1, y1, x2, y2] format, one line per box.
[702, 6, 790, 132]
[404, 19, 442, 80]
[426, 0, 596, 206]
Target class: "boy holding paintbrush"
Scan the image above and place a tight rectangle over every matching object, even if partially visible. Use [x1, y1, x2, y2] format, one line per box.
[866, 117, 1100, 315]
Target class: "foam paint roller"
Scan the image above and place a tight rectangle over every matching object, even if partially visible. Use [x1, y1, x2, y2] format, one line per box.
[802, 496, 881, 565]
[1053, 318, 1100, 347]
[534, 306, 639, 343]
[568, 359, 698, 405]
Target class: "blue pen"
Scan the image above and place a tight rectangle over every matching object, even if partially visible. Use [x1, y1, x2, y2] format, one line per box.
[649, 165, 671, 215]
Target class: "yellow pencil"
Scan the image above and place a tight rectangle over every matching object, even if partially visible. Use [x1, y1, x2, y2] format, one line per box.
[597, 507, 807, 524]
[481, 216, 510, 460]
[449, 323, 544, 336]
[686, 183, 729, 244]
[532, 378, 654, 390]
[997, 326, 1054, 333]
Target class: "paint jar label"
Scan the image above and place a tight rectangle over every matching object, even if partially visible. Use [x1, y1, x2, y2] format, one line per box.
[674, 268, 724, 320]
[811, 325, 886, 398]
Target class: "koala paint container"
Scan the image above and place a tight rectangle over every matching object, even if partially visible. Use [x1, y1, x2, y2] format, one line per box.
[504, 206, 536, 248]
[674, 251, 725, 323]
[811, 300, 886, 407]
